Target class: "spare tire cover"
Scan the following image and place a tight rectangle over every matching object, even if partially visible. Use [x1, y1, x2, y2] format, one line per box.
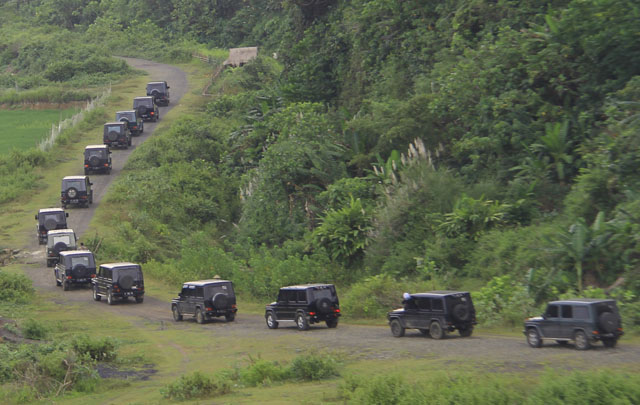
[316, 297, 332, 314]
[212, 293, 228, 309]
[119, 117, 129, 123]
[137, 105, 148, 115]
[107, 131, 119, 141]
[88, 156, 100, 167]
[66, 187, 78, 198]
[53, 241, 68, 253]
[598, 312, 617, 333]
[452, 303, 470, 321]
[118, 275, 134, 290]
[44, 218, 58, 230]
[72, 264, 87, 278]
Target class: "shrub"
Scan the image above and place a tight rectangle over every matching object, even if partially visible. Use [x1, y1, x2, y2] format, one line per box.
[71, 334, 118, 361]
[161, 372, 232, 400]
[341, 274, 404, 319]
[289, 353, 340, 381]
[474, 275, 536, 326]
[239, 358, 290, 387]
[20, 319, 48, 340]
[0, 271, 34, 303]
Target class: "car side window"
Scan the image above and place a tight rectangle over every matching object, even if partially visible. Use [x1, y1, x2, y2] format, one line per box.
[546, 305, 559, 318]
[432, 299, 444, 311]
[277, 290, 287, 303]
[196, 287, 204, 298]
[181, 286, 190, 297]
[561, 305, 573, 318]
[573, 306, 589, 320]
[416, 298, 431, 311]
[297, 290, 307, 302]
[105, 269, 112, 279]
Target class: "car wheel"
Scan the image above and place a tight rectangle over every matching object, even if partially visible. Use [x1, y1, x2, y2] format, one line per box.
[172, 305, 183, 321]
[62, 280, 69, 291]
[84, 169, 89, 175]
[458, 327, 473, 337]
[93, 286, 101, 301]
[196, 308, 205, 324]
[225, 313, 235, 322]
[527, 328, 542, 348]
[266, 312, 278, 329]
[296, 313, 309, 331]
[46, 260, 53, 268]
[602, 338, 618, 348]
[326, 319, 338, 328]
[135, 296, 144, 304]
[390, 319, 405, 337]
[107, 291, 114, 305]
[430, 321, 445, 340]
[574, 330, 591, 350]
[55, 278, 61, 286]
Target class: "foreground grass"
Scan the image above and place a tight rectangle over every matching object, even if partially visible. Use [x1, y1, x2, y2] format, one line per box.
[0, 107, 80, 154]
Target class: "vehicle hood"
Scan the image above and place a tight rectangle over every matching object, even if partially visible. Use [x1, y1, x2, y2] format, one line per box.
[525, 316, 544, 323]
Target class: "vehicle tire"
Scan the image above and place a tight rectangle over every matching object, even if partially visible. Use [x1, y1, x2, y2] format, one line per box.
[107, 291, 114, 305]
[107, 131, 119, 141]
[88, 156, 100, 167]
[84, 169, 89, 175]
[107, 168, 112, 175]
[326, 319, 338, 328]
[527, 328, 542, 348]
[196, 308, 205, 324]
[390, 319, 405, 337]
[93, 286, 101, 301]
[458, 327, 473, 337]
[72, 264, 86, 278]
[296, 313, 309, 331]
[137, 106, 147, 116]
[53, 241, 68, 254]
[212, 293, 228, 309]
[225, 313, 235, 322]
[316, 297, 332, 314]
[418, 328, 430, 336]
[62, 280, 69, 291]
[602, 338, 618, 348]
[46, 259, 53, 268]
[574, 330, 591, 350]
[266, 312, 278, 329]
[89, 194, 93, 204]
[56, 278, 61, 286]
[119, 117, 129, 123]
[135, 296, 143, 304]
[430, 321, 445, 340]
[119, 275, 134, 290]
[452, 303, 470, 322]
[598, 312, 617, 333]
[172, 305, 183, 321]
[44, 218, 58, 231]
[556, 340, 569, 346]
[66, 187, 78, 199]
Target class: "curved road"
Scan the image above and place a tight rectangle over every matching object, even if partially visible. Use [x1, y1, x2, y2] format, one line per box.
[16, 60, 640, 372]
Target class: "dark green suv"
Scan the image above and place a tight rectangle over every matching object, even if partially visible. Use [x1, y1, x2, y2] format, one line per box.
[171, 279, 237, 324]
[92, 263, 144, 305]
[103, 122, 131, 149]
[146, 81, 170, 106]
[115, 110, 144, 136]
[524, 299, 623, 350]
[133, 97, 159, 122]
[54, 250, 96, 290]
[265, 284, 341, 331]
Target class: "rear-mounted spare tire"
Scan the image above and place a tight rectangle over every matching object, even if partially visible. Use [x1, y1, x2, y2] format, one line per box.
[66, 187, 78, 198]
[598, 312, 617, 333]
[212, 293, 228, 309]
[44, 218, 58, 230]
[88, 156, 100, 167]
[72, 264, 86, 278]
[136, 106, 148, 115]
[452, 303, 470, 322]
[316, 297, 332, 314]
[107, 131, 118, 141]
[118, 275, 134, 290]
[53, 241, 68, 253]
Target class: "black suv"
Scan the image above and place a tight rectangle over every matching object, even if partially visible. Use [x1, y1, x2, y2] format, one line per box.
[524, 299, 623, 350]
[115, 110, 144, 136]
[133, 97, 159, 122]
[35, 208, 68, 244]
[46, 229, 77, 267]
[146, 81, 170, 106]
[92, 263, 144, 305]
[103, 122, 131, 149]
[171, 279, 237, 324]
[54, 250, 96, 290]
[387, 291, 476, 339]
[84, 145, 112, 175]
[61, 175, 93, 208]
[265, 284, 341, 330]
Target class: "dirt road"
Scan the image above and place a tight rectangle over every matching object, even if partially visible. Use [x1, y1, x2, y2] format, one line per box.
[15, 59, 640, 372]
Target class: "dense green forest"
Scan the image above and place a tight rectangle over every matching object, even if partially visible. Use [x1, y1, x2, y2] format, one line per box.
[2, 0, 640, 327]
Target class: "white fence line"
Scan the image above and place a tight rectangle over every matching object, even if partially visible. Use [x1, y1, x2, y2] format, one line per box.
[38, 84, 112, 152]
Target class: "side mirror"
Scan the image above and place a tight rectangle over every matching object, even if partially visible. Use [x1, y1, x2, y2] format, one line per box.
[35, 215, 38, 220]
[65, 213, 69, 217]
[89, 183, 93, 186]
[167, 86, 170, 89]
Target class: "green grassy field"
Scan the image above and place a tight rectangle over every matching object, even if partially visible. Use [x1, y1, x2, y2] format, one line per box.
[0, 108, 80, 154]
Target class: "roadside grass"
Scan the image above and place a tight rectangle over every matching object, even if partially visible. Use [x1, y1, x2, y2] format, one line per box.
[0, 108, 80, 154]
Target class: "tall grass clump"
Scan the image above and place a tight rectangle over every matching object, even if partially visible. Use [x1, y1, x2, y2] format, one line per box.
[0, 271, 34, 304]
[161, 372, 232, 401]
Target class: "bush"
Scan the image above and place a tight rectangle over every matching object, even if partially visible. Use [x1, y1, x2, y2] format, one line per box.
[161, 372, 232, 400]
[0, 271, 34, 304]
[20, 319, 48, 340]
[341, 274, 405, 319]
[474, 275, 536, 326]
[289, 353, 340, 381]
[71, 334, 118, 361]
[239, 358, 290, 387]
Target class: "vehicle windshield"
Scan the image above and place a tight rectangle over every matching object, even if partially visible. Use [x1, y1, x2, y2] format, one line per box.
[63, 180, 85, 191]
[52, 235, 73, 245]
[134, 99, 153, 107]
[70, 255, 95, 267]
[147, 83, 165, 92]
[204, 283, 234, 299]
[85, 149, 105, 158]
[310, 287, 335, 301]
[114, 267, 142, 281]
[105, 125, 123, 133]
[116, 112, 136, 121]
[41, 212, 64, 223]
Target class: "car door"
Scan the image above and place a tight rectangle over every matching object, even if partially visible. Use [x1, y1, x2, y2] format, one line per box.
[414, 298, 432, 329]
[539, 304, 561, 338]
[177, 286, 190, 314]
[276, 290, 295, 320]
[185, 286, 197, 314]
[558, 305, 575, 339]
[402, 297, 421, 328]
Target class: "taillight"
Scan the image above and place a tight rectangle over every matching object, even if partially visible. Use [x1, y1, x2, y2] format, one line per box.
[309, 312, 316, 316]
[84, 164, 89, 168]
[91, 274, 96, 278]
[150, 112, 154, 115]
[67, 276, 72, 279]
[592, 330, 599, 335]
[133, 126, 137, 129]
[104, 164, 108, 167]
[232, 304, 237, 309]
[206, 307, 213, 311]
[334, 308, 340, 313]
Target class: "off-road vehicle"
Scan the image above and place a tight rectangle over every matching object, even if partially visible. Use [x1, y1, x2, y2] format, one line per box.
[171, 279, 237, 324]
[524, 299, 623, 350]
[61, 175, 93, 208]
[54, 250, 96, 290]
[115, 110, 144, 136]
[35, 208, 68, 244]
[92, 263, 144, 305]
[133, 96, 159, 122]
[265, 284, 341, 331]
[46, 229, 77, 267]
[84, 145, 112, 175]
[146, 81, 170, 106]
[103, 122, 131, 149]
[387, 291, 477, 339]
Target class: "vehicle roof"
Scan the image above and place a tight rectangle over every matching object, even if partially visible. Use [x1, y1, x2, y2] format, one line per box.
[280, 283, 335, 290]
[104, 122, 126, 126]
[100, 262, 140, 269]
[147, 81, 167, 85]
[183, 279, 232, 287]
[62, 175, 88, 180]
[410, 291, 469, 297]
[134, 96, 153, 100]
[85, 144, 108, 149]
[38, 208, 64, 213]
[47, 229, 75, 235]
[116, 110, 136, 113]
[549, 298, 615, 305]
[59, 250, 94, 257]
